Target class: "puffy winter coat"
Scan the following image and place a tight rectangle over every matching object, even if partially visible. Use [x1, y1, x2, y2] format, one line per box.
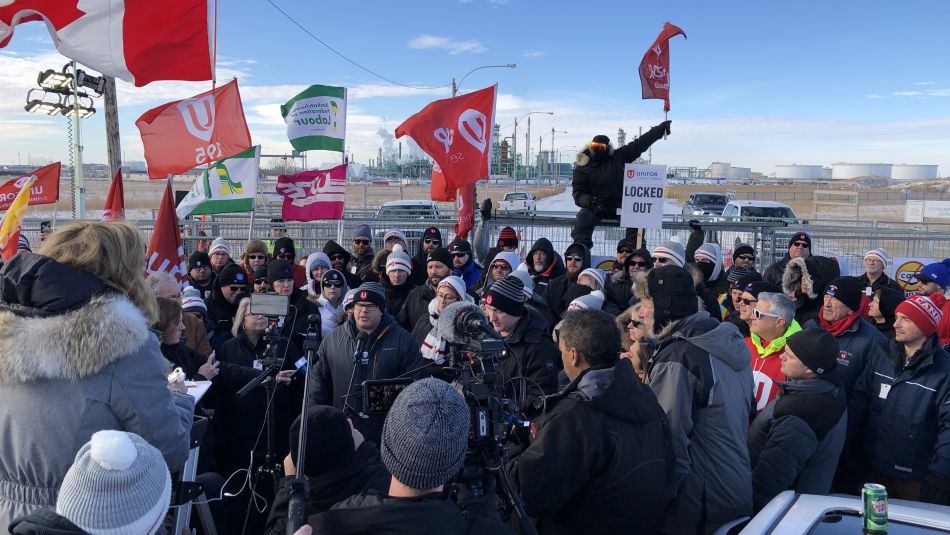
[397, 281, 437, 332]
[509, 359, 669, 534]
[452, 258, 483, 291]
[545, 243, 591, 318]
[501, 308, 561, 400]
[379, 272, 416, 319]
[748, 378, 847, 512]
[645, 311, 754, 534]
[526, 238, 565, 299]
[781, 256, 840, 325]
[571, 123, 668, 215]
[0, 252, 194, 529]
[859, 272, 903, 294]
[803, 317, 886, 395]
[308, 314, 423, 445]
[323, 240, 363, 289]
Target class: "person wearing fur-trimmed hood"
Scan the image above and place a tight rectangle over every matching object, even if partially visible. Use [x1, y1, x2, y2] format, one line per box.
[781, 255, 841, 326]
[0, 222, 194, 530]
[633, 265, 754, 534]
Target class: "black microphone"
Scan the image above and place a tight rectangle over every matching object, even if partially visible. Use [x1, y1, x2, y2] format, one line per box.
[354, 331, 369, 364]
[437, 301, 502, 343]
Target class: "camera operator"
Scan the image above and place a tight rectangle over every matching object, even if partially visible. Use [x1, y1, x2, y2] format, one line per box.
[483, 276, 560, 397]
[508, 309, 670, 534]
[302, 378, 512, 534]
[269, 259, 320, 350]
[206, 263, 251, 350]
[264, 406, 390, 535]
[308, 282, 423, 445]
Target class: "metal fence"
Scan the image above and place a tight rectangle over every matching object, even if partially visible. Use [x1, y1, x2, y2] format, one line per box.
[19, 211, 950, 277]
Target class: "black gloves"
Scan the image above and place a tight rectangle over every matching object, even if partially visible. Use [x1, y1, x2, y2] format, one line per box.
[920, 471, 950, 505]
[590, 200, 607, 217]
[688, 219, 702, 232]
[480, 199, 492, 221]
[660, 120, 672, 135]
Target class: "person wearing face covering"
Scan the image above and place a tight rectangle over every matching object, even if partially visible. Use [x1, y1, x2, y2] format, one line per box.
[570, 121, 671, 249]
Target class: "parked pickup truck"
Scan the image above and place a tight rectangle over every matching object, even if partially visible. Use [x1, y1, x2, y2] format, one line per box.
[373, 200, 456, 246]
[497, 192, 536, 215]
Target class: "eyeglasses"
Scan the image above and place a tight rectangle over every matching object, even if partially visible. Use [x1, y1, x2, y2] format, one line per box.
[736, 255, 755, 261]
[436, 292, 459, 302]
[626, 319, 642, 329]
[247, 254, 266, 260]
[791, 242, 810, 248]
[565, 255, 583, 262]
[424, 238, 441, 245]
[354, 303, 379, 312]
[210, 251, 228, 257]
[353, 239, 370, 245]
[617, 248, 634, 255]
[740, 298, 758, 306]
[630, 261, 648, 267]
[587, 141, 607, 151]
[385, 236, 402, 243]
[191, 265, 210, 271]
[276, 253, 293, 260]
[491, 263, 511, 271]
[451, 252, 469, 258]
[653, 257, 672, 265]
[752, 308, 782, 320]
[226, 285, 246, 292]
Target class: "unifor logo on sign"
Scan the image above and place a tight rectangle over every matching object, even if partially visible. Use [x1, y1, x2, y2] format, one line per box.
[177, 94, 216, 142]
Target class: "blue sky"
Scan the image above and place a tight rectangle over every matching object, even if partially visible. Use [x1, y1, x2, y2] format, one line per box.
[1, 0, 949, 175]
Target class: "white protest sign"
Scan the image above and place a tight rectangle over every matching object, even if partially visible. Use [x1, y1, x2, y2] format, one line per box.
[620, 163, 667, 229]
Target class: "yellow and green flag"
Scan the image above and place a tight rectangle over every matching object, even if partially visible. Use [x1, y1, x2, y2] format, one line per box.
[176, 145, 260, 218]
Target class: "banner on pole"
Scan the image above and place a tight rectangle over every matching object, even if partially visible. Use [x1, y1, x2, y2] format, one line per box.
[0, 162, 60, 210]
[176, 146, 260, 218]
[281, 85, 347, 152]
[276, 164, 347, 221]
[620, 163, 667, 230]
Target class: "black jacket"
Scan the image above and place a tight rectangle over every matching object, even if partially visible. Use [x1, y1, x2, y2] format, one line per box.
[502, 308, 560, 401]
[571, 123, 667, 216]
[264, 441, 391, 535]
[605, 249, 651, 310]
[545, 243, 591, 319]
[204, 281, 247, 350]
[306, 490, 511, 535]
[509, 359, 669, 535]
[803, 317, 886, 396]
[781, 256, 840, 326]
[308, 314, 423, 445]
[859, 272, 903, 294]
[379, 273, 416, 319]
[397, 281, 436, 333]
[526, 238, 565, 300]
[347, 249, 376, 284]
[747, 378, 847, 512]
[8, 510, 85, 535]
[323, 240, 362, 289]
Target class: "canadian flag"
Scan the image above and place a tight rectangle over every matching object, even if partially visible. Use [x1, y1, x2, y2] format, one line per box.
[0, 0, 213, 87]
[136, 79, 252, 178]
[395, 85, 496, 191]
[102, 169, 125, 221]
[146, 179, 187, 286]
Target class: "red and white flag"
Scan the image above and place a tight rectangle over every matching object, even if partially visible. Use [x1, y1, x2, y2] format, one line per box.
[146, 179, 187, 286]
[0, 162, 60, 211]
[639, 22, 687, 112]
[395, 85, 496, 191]
[136, 79, 252, 178]
[276, 164, 346, 221]
[0, 0, 213, 87]
[102, 169, 125, 221]
[429, 163, 456, 202]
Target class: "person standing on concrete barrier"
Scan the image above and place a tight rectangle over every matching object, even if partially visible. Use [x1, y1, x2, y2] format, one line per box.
[570, 121, 671, 249]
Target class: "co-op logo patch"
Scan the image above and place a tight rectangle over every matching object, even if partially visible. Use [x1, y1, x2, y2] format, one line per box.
[896, 260, 925, 291]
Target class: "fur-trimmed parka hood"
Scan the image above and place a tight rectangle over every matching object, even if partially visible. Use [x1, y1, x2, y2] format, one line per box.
[575, 145, 614, 167]
[782, 256, 841, 300]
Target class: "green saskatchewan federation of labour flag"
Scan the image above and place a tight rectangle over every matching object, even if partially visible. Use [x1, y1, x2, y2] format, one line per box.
[281, 84, 346, 152]
[175, 146, 260, 218]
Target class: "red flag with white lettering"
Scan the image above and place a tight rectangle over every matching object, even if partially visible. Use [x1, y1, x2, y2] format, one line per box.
[454, 183, 475, 240]
[0, 162, 60, 211]
[639, 22, 686, 112]
[146, 179, 187, 286]
[276, 164, 346, 221]
[102, 169, 125, 221]
[136, 80, 252, 178]
[429, 163, 456, 202]
[0, 0, 212, 87]
[395, 85, 495, 190]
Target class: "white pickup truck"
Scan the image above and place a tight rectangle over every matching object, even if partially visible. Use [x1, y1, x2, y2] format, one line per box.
[497, 192, 536, 215]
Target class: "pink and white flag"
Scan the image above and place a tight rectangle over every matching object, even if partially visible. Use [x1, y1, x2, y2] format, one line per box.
[276, 164, 346, 221]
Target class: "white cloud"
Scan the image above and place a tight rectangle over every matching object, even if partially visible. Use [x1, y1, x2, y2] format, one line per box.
[893, 91, 923, 96]
[521, 50, 545, 58]
[866, 94, 884, 99]
[408, 35, 487, 55]
[914, 81, 936, 86]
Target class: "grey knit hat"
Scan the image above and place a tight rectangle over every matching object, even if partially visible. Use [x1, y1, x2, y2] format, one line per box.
[486, 275, 526, 316]
[56, 430, 171, 535]
[354, 282, 387, 311]
[382, 378, 469, 490]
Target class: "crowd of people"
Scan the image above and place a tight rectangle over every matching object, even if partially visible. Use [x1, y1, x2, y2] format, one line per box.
[1, 206, 949, 534]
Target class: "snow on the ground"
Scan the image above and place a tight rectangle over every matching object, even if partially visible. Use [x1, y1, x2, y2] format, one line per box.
[536, 187, 681, 214]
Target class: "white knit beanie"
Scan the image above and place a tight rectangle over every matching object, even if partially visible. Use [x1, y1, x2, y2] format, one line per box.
[56, 430, 171, 535]
[578, 268, 606, 289]
[864, 248, 889, 269]
[386, 244, 413, 274]
[568, 290, 605, 311]
[653, 241, 686, 267]
[208, 237, 230, 256]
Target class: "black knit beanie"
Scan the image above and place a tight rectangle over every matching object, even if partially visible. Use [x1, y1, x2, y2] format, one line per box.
[647, 266, 697, 328]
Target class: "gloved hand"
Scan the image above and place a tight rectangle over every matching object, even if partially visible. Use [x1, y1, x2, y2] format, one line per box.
[660, 120, 672, 135]
[480, 199, 493, 221]
[688, 219, 702, 232]
[920, 471, 950, 505]
[590, 200, 607, 217]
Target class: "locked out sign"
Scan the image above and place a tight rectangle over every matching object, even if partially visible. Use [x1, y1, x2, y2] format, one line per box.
[620, 164, 667, 229]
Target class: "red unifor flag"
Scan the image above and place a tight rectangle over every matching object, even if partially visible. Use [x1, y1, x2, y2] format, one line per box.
[136, 79, 252, 179]
[395, 85, 496, 191]
[102, 169, 125, 221]
[639, 22, 687, 112]
[276, 164, 347, 221]
[429, 163, 455, 202]
[0, 0, 213, 87]
[146, 179, 187, 286]
[0, 162, 60, 211]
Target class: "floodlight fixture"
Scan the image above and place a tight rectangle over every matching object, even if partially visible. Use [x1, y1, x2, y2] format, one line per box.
[37, 68, 73, 90]
[24, 88, 64, 115]
[76, 70, 105, 95]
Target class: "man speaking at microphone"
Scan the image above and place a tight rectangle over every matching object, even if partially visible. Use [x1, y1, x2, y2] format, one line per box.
[308, 282, 422, 445]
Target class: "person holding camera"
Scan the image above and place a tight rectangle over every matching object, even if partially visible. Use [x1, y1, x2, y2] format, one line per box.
[302, 378, 511, 535]
[508, 309, 669, 534]
[309, 282, 423, 445]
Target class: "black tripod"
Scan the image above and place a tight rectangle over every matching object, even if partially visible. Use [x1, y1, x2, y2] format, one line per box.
[285, 314, 321, 534]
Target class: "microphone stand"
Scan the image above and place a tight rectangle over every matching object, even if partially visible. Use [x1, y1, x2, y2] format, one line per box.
[286, 314, 320, 535]
[342, 333, 368, 420]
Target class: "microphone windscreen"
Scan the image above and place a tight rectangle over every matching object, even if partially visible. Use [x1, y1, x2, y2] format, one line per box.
[437, 301, 484, 344]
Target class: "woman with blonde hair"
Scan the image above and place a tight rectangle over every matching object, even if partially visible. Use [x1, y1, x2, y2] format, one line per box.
[0, 221, 194, 528]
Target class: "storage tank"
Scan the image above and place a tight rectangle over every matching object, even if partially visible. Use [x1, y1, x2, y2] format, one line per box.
[775, 164, 823, 180]
[831, 163, 892, 180]
[891, 164, 939, 181]
[729, 167, 751, 180]
[709, 162, 731, 178]
[821, 167, 832, 179]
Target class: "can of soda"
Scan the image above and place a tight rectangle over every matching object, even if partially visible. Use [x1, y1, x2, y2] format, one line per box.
[862, 483, 888, 533]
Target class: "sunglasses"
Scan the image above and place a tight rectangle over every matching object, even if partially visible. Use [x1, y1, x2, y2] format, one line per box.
[322, 280, 344, 288]
[227, 285, 246, 292]
[752, 308, 782, 320]
[587, 141, 607, 151]
[629, 261, 648, 267]
[653, 257, 672, 265]
[451, 252, 469, 258]
[353, 239, 370, 245]
[424, 238, 441, 245]
[626, 319, 642, 329]
[491, 263, 511, 270]
[791, 242, 810, 248]
[565, 255, 584, 262]
[736, 255, 755, 261]
[191, 265, 210, 271]
[253, 278, 269, 285]
[617, 248, 634, 255]
[740, 298, 758, 306]
[330, 254, 347, 261]
[248, 254, 266, 260]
